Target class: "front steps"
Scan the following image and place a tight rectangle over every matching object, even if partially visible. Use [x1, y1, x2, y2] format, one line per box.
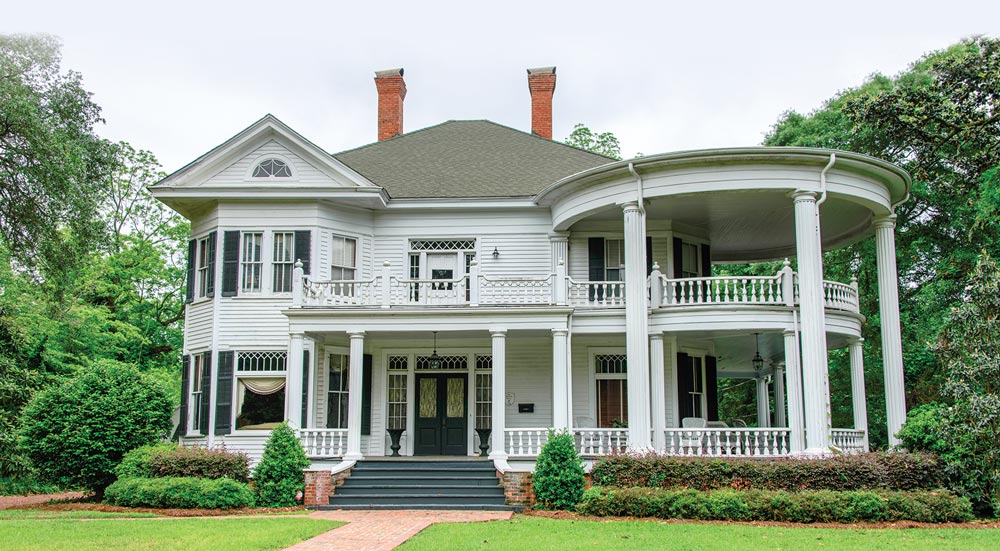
[322, 459, 515, 510]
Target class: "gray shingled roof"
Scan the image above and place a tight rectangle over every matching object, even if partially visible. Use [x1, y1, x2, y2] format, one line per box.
[333, 120, 614, 198]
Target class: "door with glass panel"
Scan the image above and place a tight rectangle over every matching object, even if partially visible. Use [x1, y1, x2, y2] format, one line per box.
[414, 374, 467, 455]
[425, 253, 458, 303]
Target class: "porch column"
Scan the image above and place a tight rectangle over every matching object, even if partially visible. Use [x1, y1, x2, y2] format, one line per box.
[552, 329, 569, 431]
[667, 335, 680, 428]
[649, 333, 667, 452]
[848, 337, 870, 451]
[286, 333, 304, 427]
[622, 201, 651, 451]
[773, 363, 786, 427]
[792, 191, 831, 453]
[344, 330, 365, 461]
[490, 329, 508, 461]
[756, 376, 771, 428]
[874, 215, 906, 447]
[783, 330, 805, 453]
[549, 232, 569, 272]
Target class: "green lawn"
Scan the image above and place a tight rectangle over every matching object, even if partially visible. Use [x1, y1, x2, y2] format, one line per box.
[0, 509, 159, 520]
[0, 513, 342, 551]
[397, 515, 999, 551]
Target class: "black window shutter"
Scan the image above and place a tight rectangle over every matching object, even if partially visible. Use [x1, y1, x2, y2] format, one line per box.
[700, 244, 712, 277]
[705, 355, 719, 422]
[672, 237, 684, 278]
[185, 240, 196, 303]
[221, 231, 240, 297]
[301, 350, 310, 428]
[206, 231, 217, 297]
[215, 351, 234, 435]
[677, 352, 693, 421]
[178, 355, 190, 439]
[588, 237, 605, 301]
[361, 354, 373, 435]
[646, 236, 653, 275]
[199, 352, 212, 435]
[295, 231, 311, 276]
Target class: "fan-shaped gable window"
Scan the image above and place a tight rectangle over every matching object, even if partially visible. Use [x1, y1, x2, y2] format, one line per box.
[252, 158, 292, 178]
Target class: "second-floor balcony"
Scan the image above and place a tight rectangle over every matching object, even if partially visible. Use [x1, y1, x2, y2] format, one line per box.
[292, 260, 860, 314]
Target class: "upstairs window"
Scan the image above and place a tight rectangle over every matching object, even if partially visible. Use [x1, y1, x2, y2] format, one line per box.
[252, 158, 292, 178]
[605, 239, 625, 281]
[330, 236, 357, 280]
[682, 242, 701, 278]
[196, 236, 215, 298]
[240, 232, 263, 293]
[272, 232, 295, 293]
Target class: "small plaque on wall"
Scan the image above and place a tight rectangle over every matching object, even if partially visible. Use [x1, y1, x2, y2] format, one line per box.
[518, 403, 534, 413]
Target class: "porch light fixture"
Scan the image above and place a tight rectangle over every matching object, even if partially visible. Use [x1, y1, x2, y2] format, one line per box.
[429, 331, 442, 370]
[492, 246, 500, 259]
[751, 333, 764, 374]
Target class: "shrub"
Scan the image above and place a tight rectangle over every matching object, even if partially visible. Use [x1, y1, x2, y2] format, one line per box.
[16, 360, 172, 495]
[104, 476, 255, 509]
[0, 475, 63, 496]
[252, 422, 309, 508]
[590, 452, 946, 492]
[532, 430, 586, 510]
[576, 486, 974, 523]
[897, 403, 950, 455]
[149, 446, 250, 483]
[115, 443, 179, 481]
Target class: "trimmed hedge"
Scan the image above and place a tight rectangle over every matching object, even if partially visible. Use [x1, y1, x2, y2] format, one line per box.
[591, 452, 946, 492]
[577, 486, 975, 523]
[104, 476, 255, 509]
[148, 446, 250, 483]
[115, 443, 179, 481]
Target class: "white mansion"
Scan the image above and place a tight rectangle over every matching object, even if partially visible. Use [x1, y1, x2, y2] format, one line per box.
[152, 67, 909, 483]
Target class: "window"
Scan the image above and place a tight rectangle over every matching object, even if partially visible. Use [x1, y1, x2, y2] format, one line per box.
[272, 232, 295, 293]
[240, 232, 263, 292]
[235, 351, 287, 430]
[327, 353, 350, 429]
[189, 354, 205, 433]
[386, 356, 408, 430]
[196, 236, 213, 298]
[330, 236, 357, 280]
[595, 354, 627, 428]
[407, 239, 476, 301]
[475, 355, 492, 430]
[252, 158, 292, 178]
[604, 239, 625, 281]
[682, 242, 700, 278]
[688, 355, 705, 417]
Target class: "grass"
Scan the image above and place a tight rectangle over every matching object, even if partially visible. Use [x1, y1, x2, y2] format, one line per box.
[0, 509, 158, 520]
[0, 513, 342, 551]
[396, 515, 1000, 551]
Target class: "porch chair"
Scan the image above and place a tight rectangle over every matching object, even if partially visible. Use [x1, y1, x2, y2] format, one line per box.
[679, 417, 707, 455]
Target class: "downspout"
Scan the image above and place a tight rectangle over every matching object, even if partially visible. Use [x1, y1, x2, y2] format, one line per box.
[817, 153, 835, 208]
[628, 162, 645, 215]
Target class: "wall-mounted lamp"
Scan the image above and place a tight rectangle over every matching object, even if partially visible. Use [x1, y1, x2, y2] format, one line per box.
[492, 247, 500, 259]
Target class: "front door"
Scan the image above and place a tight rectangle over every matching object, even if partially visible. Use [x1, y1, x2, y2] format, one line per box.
[414, 374, 467, 455]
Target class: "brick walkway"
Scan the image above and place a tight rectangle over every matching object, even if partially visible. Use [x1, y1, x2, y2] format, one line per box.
[285, 509, 514, 551]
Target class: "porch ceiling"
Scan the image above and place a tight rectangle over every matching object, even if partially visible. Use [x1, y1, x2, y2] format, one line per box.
[710, 330, 852, 376]
[571, 190, 872, 262]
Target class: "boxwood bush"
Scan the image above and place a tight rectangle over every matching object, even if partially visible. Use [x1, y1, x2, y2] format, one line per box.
[577, 486, 974, 523]
[532, 431, 586, 510]
[591, 452, 946, 492]
[252, 422, 310, 508]
[148, 446, 250, 483]
[105, 476, 255, 509]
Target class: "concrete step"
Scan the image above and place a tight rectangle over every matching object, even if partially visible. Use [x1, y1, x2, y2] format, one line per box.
[335, 485, 505, 497]
[330, 494, 507, 506]
[343, 475, 501, 487]
[316, 503, 520, 511]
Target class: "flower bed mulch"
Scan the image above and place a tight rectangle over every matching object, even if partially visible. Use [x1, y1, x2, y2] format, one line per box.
[524, 509, 1000, 530]
[23, 501, 307, 517]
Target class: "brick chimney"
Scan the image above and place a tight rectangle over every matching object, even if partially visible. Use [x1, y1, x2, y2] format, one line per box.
[374, 68, 406, 141]
[527, 67, 556, 139]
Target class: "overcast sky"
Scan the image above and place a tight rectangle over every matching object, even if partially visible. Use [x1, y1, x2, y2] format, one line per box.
[6, 1, 998, 173]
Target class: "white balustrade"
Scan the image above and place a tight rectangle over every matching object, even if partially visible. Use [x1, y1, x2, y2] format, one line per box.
[661, 428, 791, 457]
[573, 428, 629, 456]
[301, 277, 381, 306]
[505, 428, 550, 457]
[480, 275, 555, 305]
[298, 428, 348, 458]
[830, 428, 866, 453]
[567, 278, 626, 307]
[657, 275, 784, 307]
[389, 276, 469, 306]
[823, 280, 860, 313]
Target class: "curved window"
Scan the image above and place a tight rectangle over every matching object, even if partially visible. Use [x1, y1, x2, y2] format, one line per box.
[252, 158, 292, 178]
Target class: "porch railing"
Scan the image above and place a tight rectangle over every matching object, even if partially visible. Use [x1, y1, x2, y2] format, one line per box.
[299, 428, 347, 458]
[661, 428, 790, 457]
[504, 428, 630, 457]
[505, 428, 550, 457]
[830, 428, 867, 453]
[291, 259, 859, 314]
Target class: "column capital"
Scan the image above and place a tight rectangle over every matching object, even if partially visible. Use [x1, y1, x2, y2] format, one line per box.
[620, 200, 641, 213]
[347, 330, 366, 340]
[551, 328, 569, 337]
[783, 329, 797, 338]
[548, 232, 570, 242]
[846, 336, 865, 345]
[489, 328, 507, 337]
[290, 331, 305, 339]
[648, 332, 664, 341]
[872, 214, 897, 229]
[790, 190, 819, 203]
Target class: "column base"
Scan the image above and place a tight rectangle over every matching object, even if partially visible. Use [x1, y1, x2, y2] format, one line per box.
[342, 453, 364, 461]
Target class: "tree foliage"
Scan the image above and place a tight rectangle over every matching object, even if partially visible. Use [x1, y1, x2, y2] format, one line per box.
[16, 359, 172, 495]
[564, 123, 623, 160]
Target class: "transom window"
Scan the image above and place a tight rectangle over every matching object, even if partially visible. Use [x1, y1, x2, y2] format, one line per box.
[595, 354, 627, 428]
[252, 158, 292, 178]
[327, 354, 350, 429]
[240, 232, 263, 292]
[236, 351, 287, 372]
[410, 239, 476, 251]
[235, 350, 287, 431]
[272, 232, 295, 293]
[415, 355, 468, 370]
[330, 236, 357, 280]
[605, 239, 625, 281]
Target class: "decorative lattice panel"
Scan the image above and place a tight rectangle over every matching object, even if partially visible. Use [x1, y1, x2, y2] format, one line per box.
[410, 239, 476, 251]
[475, 355, 493, 370]
[388, 356, 409, 371]
[236, 351, 287, 372]
[595, 354, 627, 375]
[415, 355, 468, 370]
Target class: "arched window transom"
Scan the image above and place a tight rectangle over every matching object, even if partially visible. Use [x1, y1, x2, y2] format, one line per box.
[252, 158, 292, 178]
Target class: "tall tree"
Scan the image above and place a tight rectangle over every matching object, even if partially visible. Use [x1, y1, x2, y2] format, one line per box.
[564, 123, 623, 160]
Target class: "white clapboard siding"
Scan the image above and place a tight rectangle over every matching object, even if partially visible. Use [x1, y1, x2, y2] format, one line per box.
[209, 140, 339, 186]
[185, 301, 214, 351]
[216, 202, 320, 228]
[190, 206, 219, 237]
[217, 298, 292, 346]
[504, 337, 553, 428]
